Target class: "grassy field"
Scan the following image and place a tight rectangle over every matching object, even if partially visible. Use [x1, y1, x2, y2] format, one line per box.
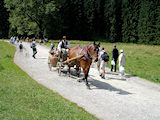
[0, 41, 98, 120]
[46, 40, 160, 83]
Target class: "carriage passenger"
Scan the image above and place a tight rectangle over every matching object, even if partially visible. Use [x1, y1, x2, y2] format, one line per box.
[49, 43, 55, 55]
[57, 36, 70, 58]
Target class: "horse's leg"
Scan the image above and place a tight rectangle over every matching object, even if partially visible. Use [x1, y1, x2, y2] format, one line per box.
[76, 65, 81, 77]
[68, 64, 71, 77]
[85, 64, 91, 89]
[81, 64, 91, 89]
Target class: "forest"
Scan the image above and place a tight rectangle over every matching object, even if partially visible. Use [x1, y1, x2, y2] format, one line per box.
[0, 0, 160, 44]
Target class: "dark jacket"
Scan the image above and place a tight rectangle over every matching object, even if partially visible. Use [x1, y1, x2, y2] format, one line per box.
[61, 41, 68, 48]
[112, 48, 119, 60]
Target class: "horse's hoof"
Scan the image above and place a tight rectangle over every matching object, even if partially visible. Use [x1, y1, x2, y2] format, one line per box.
[67, 72, 70, 77]
[77, 74, 80, 77]
[86, 85, 91, 90]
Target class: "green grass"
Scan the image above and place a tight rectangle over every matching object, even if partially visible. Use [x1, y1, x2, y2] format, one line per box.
[0, 41, 98, 120]
[46, 40, 160, 83]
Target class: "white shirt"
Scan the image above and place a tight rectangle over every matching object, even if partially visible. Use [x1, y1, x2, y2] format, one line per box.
[57, 40, 70, 51]
[119, 53, 125, 66]
[98, 48, 101, 57]
[99, 50, 105, 61]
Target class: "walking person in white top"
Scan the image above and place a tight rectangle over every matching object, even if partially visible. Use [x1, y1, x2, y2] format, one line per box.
[119, 49, 125, 76]
[98, 47, 109, 79]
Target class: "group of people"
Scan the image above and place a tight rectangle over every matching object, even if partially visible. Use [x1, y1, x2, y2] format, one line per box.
[10, 36, 19, 44]
[97, 44, 125, 79]
[49, 37, 125, 79]
[111, 44, 125, 75]
[10, 36, 23, 52]
[16, 35, 125, 78]
[31, 36, 69, 59]
[39, 38, 48, 45]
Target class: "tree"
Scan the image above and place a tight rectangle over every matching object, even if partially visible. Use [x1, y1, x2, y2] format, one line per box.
[137, 0, 160, 44]
[104, 0, 117, 42]
[121, 0, 140, 43]
[0, 0, 9, 38]
[4, 0, 57, 38]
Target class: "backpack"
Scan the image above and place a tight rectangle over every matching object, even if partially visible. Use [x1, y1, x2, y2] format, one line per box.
[19, 44, 23, 49]
[102, 52, 109, 62]
[32, 42, 36, 48]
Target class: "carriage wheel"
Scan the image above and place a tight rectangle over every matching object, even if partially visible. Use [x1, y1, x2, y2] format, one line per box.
[48, 56, 52, 71]
[57, 62, 61, 76]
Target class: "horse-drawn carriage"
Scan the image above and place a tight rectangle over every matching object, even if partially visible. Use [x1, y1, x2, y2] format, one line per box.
[48, 48, 83, 76]
[48, 42, 100, 89]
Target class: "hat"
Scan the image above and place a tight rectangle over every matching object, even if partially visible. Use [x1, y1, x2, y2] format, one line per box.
[113, 44, 116, 47]
[62, 36, 66, 39]
[120, 49, 123, 53]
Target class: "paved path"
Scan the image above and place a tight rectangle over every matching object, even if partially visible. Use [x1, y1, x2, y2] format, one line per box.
[14, 42, 160, 120]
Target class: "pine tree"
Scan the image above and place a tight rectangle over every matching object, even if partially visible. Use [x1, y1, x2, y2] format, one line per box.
[0, 0, 9, 38]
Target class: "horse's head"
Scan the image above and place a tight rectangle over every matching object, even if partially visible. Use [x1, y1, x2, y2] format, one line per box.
[88, 41, 100, 61]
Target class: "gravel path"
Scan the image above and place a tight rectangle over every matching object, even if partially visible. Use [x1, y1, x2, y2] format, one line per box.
[14, 42, 160, 120]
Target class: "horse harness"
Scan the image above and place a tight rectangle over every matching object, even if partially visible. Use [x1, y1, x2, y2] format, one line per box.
[79, 45, 94, 60]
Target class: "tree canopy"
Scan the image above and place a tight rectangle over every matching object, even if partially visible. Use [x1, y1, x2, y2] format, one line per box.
[0, 0, 9, 38]
[1, 0, 160, 44]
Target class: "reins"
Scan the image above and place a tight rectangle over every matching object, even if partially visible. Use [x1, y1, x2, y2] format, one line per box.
[80, 44, 94, 60]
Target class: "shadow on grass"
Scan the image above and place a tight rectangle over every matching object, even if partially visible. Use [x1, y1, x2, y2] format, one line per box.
[0, 64, 4, 72]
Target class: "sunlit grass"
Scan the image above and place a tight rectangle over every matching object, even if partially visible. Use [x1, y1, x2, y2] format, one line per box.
[0, 41, 98, 120]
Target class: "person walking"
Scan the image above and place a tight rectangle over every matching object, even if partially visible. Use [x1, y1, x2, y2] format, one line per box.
[111, 44, 119, 72]
[39, 39, 42, 45]
[97, 47, 101, 73]
[31, 40, 37, 59]
[98, 47, 109, 79]
[118, 49, 125, 76]
[19, 42, 23, 52]
[29, 39, 32, 47]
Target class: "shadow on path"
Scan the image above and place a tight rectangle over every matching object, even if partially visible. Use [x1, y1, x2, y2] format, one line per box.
[51, 66, 131, 95]
[106, 72, 119, 76]
[89, 78, 132, 95]
[107, 77, 126, 81]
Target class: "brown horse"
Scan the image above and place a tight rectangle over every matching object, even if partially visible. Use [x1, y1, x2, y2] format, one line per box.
[68, 42, 100, 89]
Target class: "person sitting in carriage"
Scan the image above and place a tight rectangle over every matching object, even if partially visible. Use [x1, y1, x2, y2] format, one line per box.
[57, 36, 70, 58]
[49, 43, 55, 55]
